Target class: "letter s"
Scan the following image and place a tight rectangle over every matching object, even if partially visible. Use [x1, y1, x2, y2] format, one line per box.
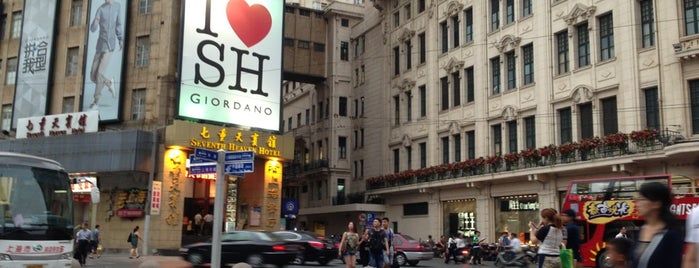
[194, 40, 225, 87]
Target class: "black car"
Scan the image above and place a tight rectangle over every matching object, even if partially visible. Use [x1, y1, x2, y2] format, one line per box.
[273, 230, 338, 265]
[179, 230, 301, 267]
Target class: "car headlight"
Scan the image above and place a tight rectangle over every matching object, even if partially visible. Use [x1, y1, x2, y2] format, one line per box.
[61, 253, 73, 260]
[0, 254, 12, 261]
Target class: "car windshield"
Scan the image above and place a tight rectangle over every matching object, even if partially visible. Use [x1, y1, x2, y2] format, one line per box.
[400, 234, 417, 241]
[221, 231, 283, 241]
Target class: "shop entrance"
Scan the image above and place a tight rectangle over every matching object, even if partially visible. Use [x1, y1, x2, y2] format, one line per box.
[181, 177, 239, 246]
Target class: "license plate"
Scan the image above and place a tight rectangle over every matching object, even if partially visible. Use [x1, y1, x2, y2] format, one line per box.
[26, 265, 44, 268]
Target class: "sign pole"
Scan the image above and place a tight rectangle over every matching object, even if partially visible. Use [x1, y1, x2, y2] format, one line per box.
[211, 149, 226, 268]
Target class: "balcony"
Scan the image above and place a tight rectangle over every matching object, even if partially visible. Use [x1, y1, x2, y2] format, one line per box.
[283, 159, 330, 178]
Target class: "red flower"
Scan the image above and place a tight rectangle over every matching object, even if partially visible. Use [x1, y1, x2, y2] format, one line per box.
[558, 143, 577, 155]
[503, 152, 520, 164]
[486, 155, 502, 165]
[603, 133, 628, 147]
[630, 128, 658, 143]
[578, 137, 601, 151]
[539, 145, 557, 157]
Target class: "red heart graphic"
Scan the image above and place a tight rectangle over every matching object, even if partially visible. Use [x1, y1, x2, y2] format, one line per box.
[226, 0, 272, 47]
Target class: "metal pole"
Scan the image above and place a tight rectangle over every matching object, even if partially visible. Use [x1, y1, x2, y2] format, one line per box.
[143, 126, 158, 256]
[211, 150, 226, 268]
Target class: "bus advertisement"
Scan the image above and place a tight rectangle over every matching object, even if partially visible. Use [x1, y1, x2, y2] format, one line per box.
[0, 152, 77, 267]
[562, 174, 699, 268]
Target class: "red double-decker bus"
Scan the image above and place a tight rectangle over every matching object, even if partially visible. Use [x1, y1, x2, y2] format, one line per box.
[561, 174, 699, 267]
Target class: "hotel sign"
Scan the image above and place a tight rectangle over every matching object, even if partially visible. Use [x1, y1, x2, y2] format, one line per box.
[16, 111, 99, 139]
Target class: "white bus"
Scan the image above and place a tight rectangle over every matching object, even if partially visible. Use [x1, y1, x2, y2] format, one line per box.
[0, 152, 76, 267]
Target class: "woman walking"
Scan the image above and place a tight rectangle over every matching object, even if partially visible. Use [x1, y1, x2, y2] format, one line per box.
[530, 208, 564, 268]
[631, 182, 681, 268]
[339, 222, 360, 268]
[128, 226, 143, 259]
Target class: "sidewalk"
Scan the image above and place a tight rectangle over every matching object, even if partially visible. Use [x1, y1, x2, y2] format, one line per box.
[74, 252, 193, 268]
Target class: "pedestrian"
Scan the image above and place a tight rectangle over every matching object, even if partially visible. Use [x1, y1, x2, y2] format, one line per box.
[87, 0, 123, 109]
[683, 206, 699, 268]
[509, 233, 521, 252]
[381, 217, 394, 268]
[530, 208, 564, 268]
[75, 222, 92, 266]
[631, 182, 681, 268]
[194, 211, 203, 235]
[358, 229, 370, 267]
[606, 237, 633, 268]
[436, 235, 446, 258]
[89, 224, 102, 259]
[498, 231, 511, 251]
[561, 209, 582, 268]
[204, 210, 213, 236]
[444, 234, 456, 264]
[367, 218, 388, 268]
[469, 231, 484, 265]
[128, 226, 143, 259]
[339, 221, 360, 268]
[615, 226, 628, 239]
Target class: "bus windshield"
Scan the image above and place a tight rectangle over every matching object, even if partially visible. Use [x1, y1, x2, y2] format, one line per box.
[566, 175, 670, 201]
[0, 164, 73, 240]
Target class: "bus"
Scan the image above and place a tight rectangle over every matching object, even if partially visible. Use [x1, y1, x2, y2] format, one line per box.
[561, 174, 699, 268]
[0, 152, 76, 267]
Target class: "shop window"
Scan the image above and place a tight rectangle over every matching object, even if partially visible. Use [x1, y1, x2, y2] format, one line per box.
[495, 195, 539, 241]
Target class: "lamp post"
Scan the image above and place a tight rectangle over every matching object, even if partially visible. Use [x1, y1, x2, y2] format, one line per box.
[142, 126, 158, 256]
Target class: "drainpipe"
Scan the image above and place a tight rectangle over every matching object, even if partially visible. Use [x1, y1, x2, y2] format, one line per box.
[142, 126, 158, 256]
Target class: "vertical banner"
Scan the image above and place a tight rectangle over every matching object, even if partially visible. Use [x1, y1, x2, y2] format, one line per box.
[81, 0, 129, 121]
[150, 181, 162, 215]
[178, 0, 283, 132]
[11, 0, 59, 128]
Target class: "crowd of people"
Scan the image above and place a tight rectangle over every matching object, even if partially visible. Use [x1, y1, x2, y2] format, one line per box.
[337, 217, 396, 268]
[74, 223, 102, 266]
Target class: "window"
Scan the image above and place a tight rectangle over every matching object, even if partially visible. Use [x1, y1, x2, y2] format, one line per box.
[579, 103, 593, 139]
[10, 12, 21, 39]
[559, 107, 572, 144]
[404, 202, 428, 216]
[393, 95, 400, 126]
[441, 136, 450, 164]
[640, 0, 655, 48]
[577, 23, 590, 67]
[393, 12, 400, 28]
[354, 99, 359, 118]
[466, 67, 474, 103]
[506, 0, 515, 24]
[507, 121, 517, 153]
[306, 109, 310, 125]
[440, 21, 448, 53]
[522, 0, 532, 17]
[299, 9, 311, 16]
[136, 36, 150, 67]
[354, 68, 359, 86]
[691, 80, 699, 134]
[406, 146, 412, 170]
[405, 40, 412, 70]
[284, 38, 294, 47]
[312, 104, 316, 122]
[406, 91, 412, 122]
[491, 0, 500, 31]
[285, 6, 295, 14]
[317, 102, 323, 121]
[685, 0, 699, 35]
[360, 159, 364, 177]
[557, 31, 569, 74]
[393, 46, 400, 75]
[325, 98, 330, 118]
[131, 88, 146, 120]
[340, 41, 348, 61]
[524, 116, 535, 149]
[6, 57, 17, 85]
[139, 0, 153, 14]
[361, 97, 365, 116]
[65, 47, 79, 77]
[506, 51, 516, 90]
[314, 43, 325, 52]
[599, 13, 615, 61]
[419, 85, 426, 117]
[452, 15, 460, 48]
[287, 117, 292, 131]
[464, 9, 473, 42]
[418, 0, 426, 13]
[297, 40, 309, 48]
[466, 131, 475, 159]
[393, 149, 400, 173]
[644, 87, 660, 130]
[1, 105, 11, 131]
[522, 44, 534, 85]
[602, 97, 618, 135]
[492, 124, 502, 155]
[360, 128, 365, 147]
[341, 18, 349, 27]
[339, 137, 347, 159]
[491, 57, 501, 94]
[297, 113, 301, 127]
[360, 65, 365, 84]
[418, 33, 426, 64]
[452, 71, 461, 107]
[419, 142, 427, 168]
[441, 77, 449, 111]
[453, 134, 461, 162]
[405, 4, 411, 20]
[70, 0, 83, 26]
[339, 97, 347, 117]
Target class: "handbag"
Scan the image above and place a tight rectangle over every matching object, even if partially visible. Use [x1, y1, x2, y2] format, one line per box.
[97, 244, 103, 251]
[560, 248, 574, 268]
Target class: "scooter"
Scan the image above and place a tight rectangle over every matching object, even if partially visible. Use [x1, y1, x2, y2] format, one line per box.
[493, 246, 538, 267]
[452, 246, 471, 264]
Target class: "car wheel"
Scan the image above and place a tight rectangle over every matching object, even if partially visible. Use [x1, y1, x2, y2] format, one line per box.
[408, 261, 419, 266]
[292, 253, 305, 265]
[395, 253, 408, 266]
[247, 254, 264, 268]
[187, 253, 204, 265]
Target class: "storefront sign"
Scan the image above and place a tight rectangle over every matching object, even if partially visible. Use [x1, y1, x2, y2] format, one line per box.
[500, 199, 540, 211]
[150, 181, 162, 215]
[116, 208, 146, 218]
[116, 188, 147, 218]
[71, 176, 97, 193]
[16, 111, 99, 139]
[669, 197, 699, 220]
[72, 194, 91, 203]
[583, 200, 634, 224]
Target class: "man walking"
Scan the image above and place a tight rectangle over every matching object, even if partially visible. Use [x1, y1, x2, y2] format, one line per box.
[562, 209, 582, 268]
[75, 222, 92, 266]
[381, 217, 394, 268]
[89, 224, 102, 259]
[368, 219, 388, 268]
[88, 0, 123, 109]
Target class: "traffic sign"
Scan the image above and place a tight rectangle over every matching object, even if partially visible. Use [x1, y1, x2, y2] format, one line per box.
[194, 148, 218, 161]
[189, 154, 215, 166]
[224, 162, 254, 174]
[189, 164, 217, 175]
[225, 151, 254, 162]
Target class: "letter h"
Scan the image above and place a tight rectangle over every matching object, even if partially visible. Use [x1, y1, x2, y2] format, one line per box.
[229, 47, 270, 97]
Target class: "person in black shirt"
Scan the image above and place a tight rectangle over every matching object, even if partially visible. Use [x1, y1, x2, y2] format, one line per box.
[561, 209, 581, 267]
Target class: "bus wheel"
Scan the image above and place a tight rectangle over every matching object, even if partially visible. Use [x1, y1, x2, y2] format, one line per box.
[595, 249, 614, 268]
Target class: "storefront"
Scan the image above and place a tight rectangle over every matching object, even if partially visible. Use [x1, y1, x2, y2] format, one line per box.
[442, 198, 477, 237]
[494, 194, 539, 241]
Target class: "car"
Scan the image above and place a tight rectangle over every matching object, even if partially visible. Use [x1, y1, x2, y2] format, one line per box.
[392, 233, 433, 266]
[273, 230, 338, 265]
[179, 230, 301, 267]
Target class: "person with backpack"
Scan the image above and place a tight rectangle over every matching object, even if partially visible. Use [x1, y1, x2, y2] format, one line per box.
[368, 218, 389, 268]
[381, 217, 395, 268]
[339, 221, 360, 268]
[128, 226, 143, 259]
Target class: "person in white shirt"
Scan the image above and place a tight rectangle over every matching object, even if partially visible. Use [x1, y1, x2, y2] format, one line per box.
[683, 206, 699, 268]
[203, 211, 213, 235]
[614, 226, 627, 239]
[509, 233, 521, 253]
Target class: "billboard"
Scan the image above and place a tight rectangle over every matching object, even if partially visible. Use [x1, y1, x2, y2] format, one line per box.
[178, 0, 283, 132]
[81, 0, 129, 121]
[11, 0, 59, 128]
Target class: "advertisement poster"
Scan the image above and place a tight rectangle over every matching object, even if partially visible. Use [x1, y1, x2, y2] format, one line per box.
[150, 181, 162, 215]
[11, 0, 59, 128]
[178, 0, 283, 131]
[81, 0, 129, 121]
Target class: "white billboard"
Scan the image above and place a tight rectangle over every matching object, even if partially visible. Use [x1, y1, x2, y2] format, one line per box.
[178, 0, 283, 132]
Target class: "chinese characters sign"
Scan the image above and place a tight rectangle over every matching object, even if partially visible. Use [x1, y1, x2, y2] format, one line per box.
[150, 181, 162, 215]
[16, 111, 99, 139]
[583, 200, 634, 224]
[11, 0, 59, 128]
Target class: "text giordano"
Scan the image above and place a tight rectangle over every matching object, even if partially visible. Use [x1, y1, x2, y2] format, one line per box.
[190, 138, 282, 157]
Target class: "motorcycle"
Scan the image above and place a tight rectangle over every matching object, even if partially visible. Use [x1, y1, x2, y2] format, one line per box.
[453, 246, 471, 264]
[493, 245, 538, 267]
[480, 243, 500, 262]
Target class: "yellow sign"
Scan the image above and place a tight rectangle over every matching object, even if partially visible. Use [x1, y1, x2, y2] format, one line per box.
[582, 200, 635, 224]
